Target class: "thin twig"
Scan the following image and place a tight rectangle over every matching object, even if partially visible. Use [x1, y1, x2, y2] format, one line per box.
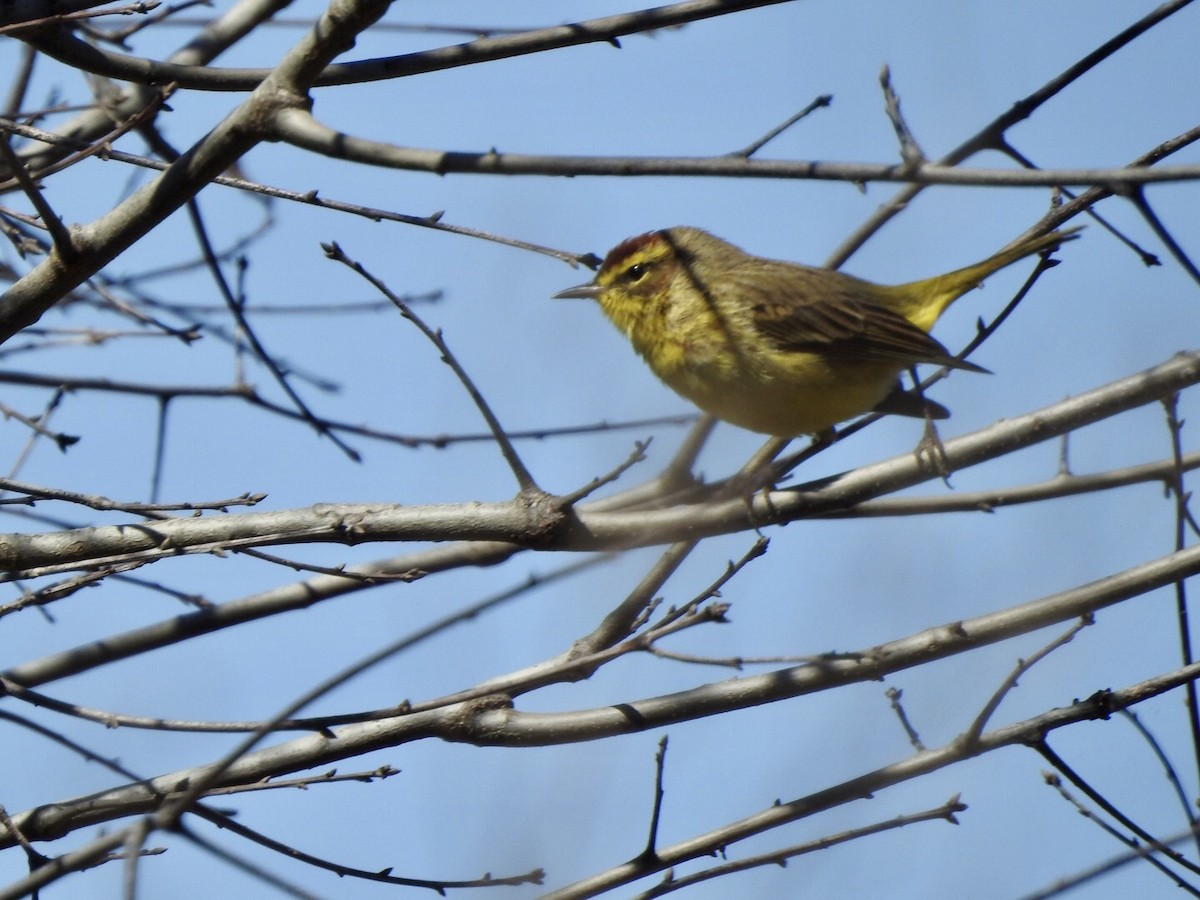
[0, 478, 266, 514]
[1127, 187, 1200, 285]
[652, 535, 768, 632]
[880, 66, 925, 168]
[960, 617, 1094, 748]
[731, 94, 832, 158]
[559, 438, 652, 505]
[323, 240, 541, 493]
[885, 686, 926, 751]
[634, 795, 965, 899]
[826, 0, 1196, 266]
[137, 128, 363, 462]
[1118, 708, 1199, 851]
[1037, 753, 1200, 890]
[1162, 394, 1200, 861]
[0, 138, 74, 258]
[638, 736, 669, 862]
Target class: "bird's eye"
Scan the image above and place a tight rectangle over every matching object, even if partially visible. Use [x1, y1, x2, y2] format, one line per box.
[622, 262, 649, 283]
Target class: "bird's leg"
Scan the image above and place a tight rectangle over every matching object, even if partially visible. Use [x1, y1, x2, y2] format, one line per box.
[720, 429, 844, 526]
[916, 416, 951, 482]
[908, 367, 952, 482]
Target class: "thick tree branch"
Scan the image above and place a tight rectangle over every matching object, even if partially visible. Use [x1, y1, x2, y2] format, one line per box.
[5, 565, 1198, 848]
[1, 352, 1195, 573]
[21, 0, 796, 91]
[0, 0, 394, 343]
[0, 0, 294, 180]
[270, 106, 1200, 188]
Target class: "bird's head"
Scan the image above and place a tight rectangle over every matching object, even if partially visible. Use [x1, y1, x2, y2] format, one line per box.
[553, 228, 740, 339]
[554, 230, 681, 307]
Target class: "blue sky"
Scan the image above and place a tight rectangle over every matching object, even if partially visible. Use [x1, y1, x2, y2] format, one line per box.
[2, 2, 1198, 897]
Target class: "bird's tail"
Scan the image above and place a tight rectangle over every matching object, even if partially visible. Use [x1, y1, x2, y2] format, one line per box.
[886, 226, 1082, 332]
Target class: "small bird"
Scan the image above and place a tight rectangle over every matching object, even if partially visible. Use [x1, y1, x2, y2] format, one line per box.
[554, 226, 1077, 437]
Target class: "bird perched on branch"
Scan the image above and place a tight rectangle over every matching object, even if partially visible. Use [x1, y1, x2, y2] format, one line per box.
[555, 226, 1078, 436]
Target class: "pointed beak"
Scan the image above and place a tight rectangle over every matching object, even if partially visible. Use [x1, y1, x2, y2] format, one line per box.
[552, 282, 603, 300]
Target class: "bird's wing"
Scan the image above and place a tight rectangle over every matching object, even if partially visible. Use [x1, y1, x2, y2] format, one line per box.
[732, 262, 986, 373]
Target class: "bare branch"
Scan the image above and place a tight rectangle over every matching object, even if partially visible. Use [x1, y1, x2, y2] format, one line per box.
[0, 352, 1194, 575]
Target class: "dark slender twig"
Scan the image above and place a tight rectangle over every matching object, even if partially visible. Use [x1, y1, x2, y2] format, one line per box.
[638, 736, 669, 862]
[0, 395, 77, 451]
[919, 241, 1072, 400]
[731, 94, 832, 158]
[0, 562, 166, 619]
[1038, 774, 1200, 895]
[885, 686, 926, 751]
[323, 240, 541, 493]
[1020, 825, 1200, 900]
[0, 369, 692, 448]
[7, 113, 1200, 203]
[0, 325, 195, 360]
[1037, 742, 1200, 882]
[83, 278, 205, 342]
[1118, 709, 1199, 850]
[573, 540, 699, 658]
[9, 1, 846, 92]
[393, 600, 728, 718]
[634, 795, 966, 899]
[1, 554, 606, 737]
[0, 0, 162, 36]
[87, 0, 238, 43]
[826, 0, 1196, 266]
[4, 387, 69, 476]
[229, 548, 425, 582]
[543, 664, 1200, 899]
[0, 828, 141, 899]
[0, 89, 173, 195]
[0, 115, 592, 266]
[1162, 395, 1200, 861]
[651, 535, 768, 632]
[1127, 188, 1200, 285]
[0, 138, 74, 258]
[150, 397, 168, 503]
[205, 767, 400, 794]
[996, 137, 1162, 267]
[136, 118, 363, 463]
[118, 15, 528, 37]
[152, 821, 320, 900]
[179, 807, 542, 892]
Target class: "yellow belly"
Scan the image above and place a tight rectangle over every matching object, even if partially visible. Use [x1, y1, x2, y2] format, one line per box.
[663, 353, 900, 436]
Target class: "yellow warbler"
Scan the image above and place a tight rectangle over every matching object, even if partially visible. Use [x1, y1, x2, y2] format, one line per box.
[554, 226, 1077, 436]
